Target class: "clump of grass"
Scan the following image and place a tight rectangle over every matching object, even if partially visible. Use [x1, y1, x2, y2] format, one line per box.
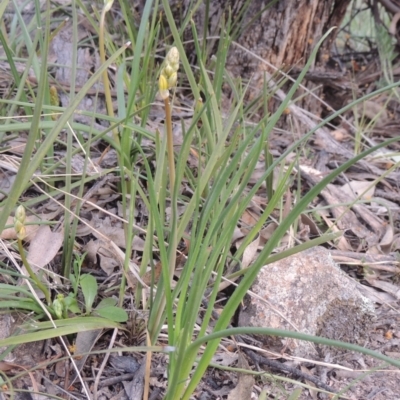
[0, 1, 399, 399]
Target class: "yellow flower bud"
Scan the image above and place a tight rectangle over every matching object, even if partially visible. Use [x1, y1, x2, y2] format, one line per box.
[104, 0, 114, 13]
[14, 220, 23, 233]
[53, 294, 65, 319]
[14, 205, 27, 240]
[17, 226, 26, 241]
[15, 205, 26, 224]
[166, 47, 179, 68]
[167, 72, 177, 88]
[163, 65, 175, 77]
[49, 86, 59, 121]
[49, 86, 59, 106]
[159, 74, 168, 92]
[158, 74, 170, 100]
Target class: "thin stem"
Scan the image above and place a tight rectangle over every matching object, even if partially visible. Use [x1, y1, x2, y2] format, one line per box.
[99, 5, 120, 147]
[164, 98, 175, 188]
[164, 97, 178, 282]
[17, 239, 51, 305]
[99, 2, 131, 309]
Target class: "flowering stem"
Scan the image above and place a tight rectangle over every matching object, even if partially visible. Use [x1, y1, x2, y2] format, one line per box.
[17, 238, 51, 305]
[164, 98, 175, 190]
[164, 96, 178, 280]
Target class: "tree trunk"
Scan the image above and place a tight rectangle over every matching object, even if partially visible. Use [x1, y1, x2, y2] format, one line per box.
[162, 0, 352, 132]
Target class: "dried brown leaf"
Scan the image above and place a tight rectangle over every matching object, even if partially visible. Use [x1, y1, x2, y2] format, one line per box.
[364, 276, 400, 299]
[341, 180, 375, 201]
[357, 100, 388, 127]
[242, 235, 260, 269]
[379, 224, 394, 253]
[27, 225, 64, 270]
[300, 365, 318, 400]
[70, 330, 103, 386]
[259, 222, 278, 245]
[300, 213, 320, 236]
[98, 243, 120, 275]
[90, 215, 146, 250]
[240, 209, 258, 233]
[227, 353, 254, 400]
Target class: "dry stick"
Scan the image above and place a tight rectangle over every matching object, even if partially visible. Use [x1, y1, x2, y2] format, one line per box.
[143, 332, 153, 400]
[93, 328, 118, 400]
[245, 349, 338, 395]
[99, 372, 136, 387]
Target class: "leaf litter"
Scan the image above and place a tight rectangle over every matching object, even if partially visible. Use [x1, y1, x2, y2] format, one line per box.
[1, 1, 400, 400]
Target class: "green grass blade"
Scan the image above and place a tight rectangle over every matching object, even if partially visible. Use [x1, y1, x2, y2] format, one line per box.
[184, 136, 399, 400]
[189, 326, 400, 369]
[0, 42, 130, 235]
[0, 317, 121, 347]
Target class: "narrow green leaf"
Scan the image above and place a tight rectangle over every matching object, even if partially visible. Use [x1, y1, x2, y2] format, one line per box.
[0, 0, 8, 19]
[0, 318, 121, 347]
[0, 284, 35, 298]
[0, 42, 130, 237]
[22, 316, 118, 330]
[287, 388, 303, 400]
[189, 327, 400, 370]
[0, 300, 44, 314]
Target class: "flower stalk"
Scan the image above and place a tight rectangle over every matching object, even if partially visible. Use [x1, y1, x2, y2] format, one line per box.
[148, 47, 181, 343]
[158, 47, 180, 190]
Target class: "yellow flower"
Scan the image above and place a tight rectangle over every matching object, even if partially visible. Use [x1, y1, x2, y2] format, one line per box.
[15, 205, 26, 224]
[166, 47, 179, 69]
[14, 205, 27, 240]
[158, 74, 170, 100]
[158, 47, 180, 99]
[167, 72, 177, 88]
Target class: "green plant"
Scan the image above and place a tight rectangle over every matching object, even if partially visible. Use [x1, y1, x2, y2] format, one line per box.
[0, 255, 127, 324]
[0, 1, 400, 398]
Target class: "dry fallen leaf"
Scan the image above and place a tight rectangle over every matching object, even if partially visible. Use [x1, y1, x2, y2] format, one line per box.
[364, 276, 400, 300]
[69, 329, 103, 386]
[379, 224, 394, 253]
[227, 353, 254, 400]
[330, 128, 349, 142]
[27, 225, 64, 271]
[90, 215, 147, 250]
[84, 239, 119, 275]
[240, 209, 258, 233]
[259, 222, 278, 245]
[356, 100, 388, 127]
[341, 180, 375, 201]
[241, 234, 260, 269]
[301, 365, 318, 399]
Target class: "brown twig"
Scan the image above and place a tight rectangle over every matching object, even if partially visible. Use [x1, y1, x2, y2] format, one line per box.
[245, 348, 338, 395]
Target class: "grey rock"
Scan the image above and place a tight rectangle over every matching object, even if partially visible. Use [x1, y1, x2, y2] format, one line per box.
[238, 247, 375, 358]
